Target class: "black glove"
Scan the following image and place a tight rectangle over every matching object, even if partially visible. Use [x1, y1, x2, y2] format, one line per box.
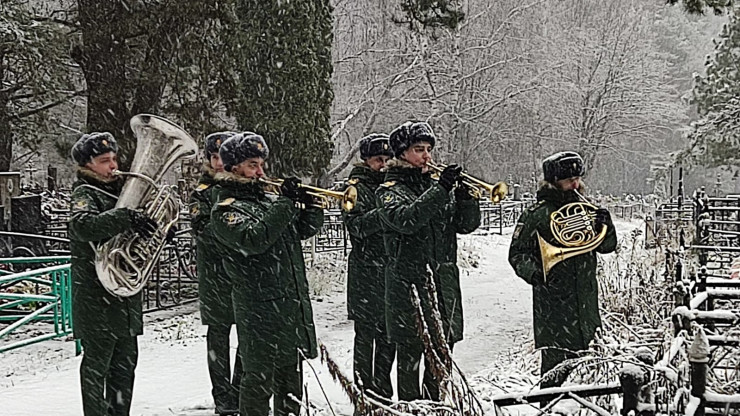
[438, 164, 462, 192]
[280, 177, 302, 201]
[454, 180, 474, 201]
[129, 210, 157, 239]
[594, 208, 611, 232]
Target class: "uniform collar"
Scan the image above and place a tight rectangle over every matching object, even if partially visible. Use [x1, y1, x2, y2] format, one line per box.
[384, 159, 431, 185]
[200, 163, 218, 185]
[536, 181, 585, 204]
[213, 172, 264, 197]
[74, 168, 124, 195]
[349, 164, 385, 185]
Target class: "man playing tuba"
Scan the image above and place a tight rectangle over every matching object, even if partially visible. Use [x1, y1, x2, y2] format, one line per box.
[508, 151, 617, 389]
[68, 132, 157, 416]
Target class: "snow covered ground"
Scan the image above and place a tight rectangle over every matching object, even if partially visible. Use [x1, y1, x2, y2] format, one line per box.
[0, 220, 636, 415]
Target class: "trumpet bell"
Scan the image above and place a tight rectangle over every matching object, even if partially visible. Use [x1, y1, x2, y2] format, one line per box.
[343, 185, 357, 211]
[490, 181, 508, 203]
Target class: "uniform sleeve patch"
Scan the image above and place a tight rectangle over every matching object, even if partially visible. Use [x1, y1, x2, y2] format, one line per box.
[513, 223, 524, 239]
[217, 197, 235, 206]
[72, 198, 91, 213]
[222, 211, 246, 227]
[382, 193, 396, 205]
[190, 203, 200, 216]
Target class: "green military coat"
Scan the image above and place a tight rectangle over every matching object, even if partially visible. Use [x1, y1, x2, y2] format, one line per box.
[376, 161, 481, 344]
[68, 169, 143, 339]
[508, 183, 618, 350]
[210, 174, 323, 366]
[342, 164, 387, 324]
[189, 165, 234, 325]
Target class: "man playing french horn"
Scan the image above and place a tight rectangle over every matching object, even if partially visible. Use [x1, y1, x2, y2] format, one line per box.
[68, 132, 157, 416]
[508, 151, 617, 389]
[210, 132, 322, 416]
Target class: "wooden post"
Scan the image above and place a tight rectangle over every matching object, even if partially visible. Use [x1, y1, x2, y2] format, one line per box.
[689, 327, 709, 416]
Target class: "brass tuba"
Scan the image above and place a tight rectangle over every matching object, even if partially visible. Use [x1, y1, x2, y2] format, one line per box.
[537, 190, 607, 280]
[95, 114, 198, 297]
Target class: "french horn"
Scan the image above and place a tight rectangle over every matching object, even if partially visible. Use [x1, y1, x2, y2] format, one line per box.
[537, 190, 608, 280]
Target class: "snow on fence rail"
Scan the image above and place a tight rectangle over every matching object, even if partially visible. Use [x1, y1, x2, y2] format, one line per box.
[0, 256, 77, 353]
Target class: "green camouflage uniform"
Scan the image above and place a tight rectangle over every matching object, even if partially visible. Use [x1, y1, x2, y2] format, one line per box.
[342, 164, 395, 399]
[189, 164, 242, 410]
[210, 173, 322, 416]
[508, 183, 617, 386]
[376, 160, 480, 400]
[68, 168, 141, 416]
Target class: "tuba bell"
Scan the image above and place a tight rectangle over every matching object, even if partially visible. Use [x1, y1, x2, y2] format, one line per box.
[537, 190, 607, 280]
[95, 114, 198, 297]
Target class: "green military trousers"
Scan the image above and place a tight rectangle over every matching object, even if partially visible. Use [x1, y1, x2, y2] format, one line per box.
[207, 324, 242, 409]
[239, 360, 303, 416]
[353, 320, 395, 400]
[80, 335, 138, 416]
[396, 340, 454, 402]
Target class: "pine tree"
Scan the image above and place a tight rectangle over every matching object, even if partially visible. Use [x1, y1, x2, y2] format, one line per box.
[229, 0, 334, 178]
[676, 8, 740, 168]
[397, 0, 465, 30]
[667, 0, 734, 15]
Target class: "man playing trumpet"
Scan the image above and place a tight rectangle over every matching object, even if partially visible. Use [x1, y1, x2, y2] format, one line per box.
[377, 121, 481, 401]
[210, 132, 322, 416]
[508, 151, 617, 389]
[189, 131, 242, 415]
[343, 133, 396, 401]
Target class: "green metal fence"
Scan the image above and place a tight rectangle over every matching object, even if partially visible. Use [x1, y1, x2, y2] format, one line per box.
[0, 256, 75, 353]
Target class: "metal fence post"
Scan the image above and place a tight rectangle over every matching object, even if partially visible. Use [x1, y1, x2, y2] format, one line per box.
[689, 327, 709, 416]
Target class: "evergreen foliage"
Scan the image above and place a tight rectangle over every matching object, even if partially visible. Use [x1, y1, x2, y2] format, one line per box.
[675, 9, 740, 168]
[667, 0, 734, 15]
[397, 0, 465, 30]
[228, 0, 335, 178]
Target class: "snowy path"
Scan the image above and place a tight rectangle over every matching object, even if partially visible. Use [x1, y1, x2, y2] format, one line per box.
[0, 227, 561, 415]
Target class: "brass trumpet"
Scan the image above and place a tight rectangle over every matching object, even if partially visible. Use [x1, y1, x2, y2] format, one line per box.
[426, 162, 508, 203]
[259, 178, 357, 212]
[537, 190, 607, 280]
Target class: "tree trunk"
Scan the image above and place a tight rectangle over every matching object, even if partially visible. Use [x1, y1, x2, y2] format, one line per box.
[0, 107, 11, 172]
[0, 51, 10, 172]
[232, 0, 334, 179]
[75, 0, 133, 170]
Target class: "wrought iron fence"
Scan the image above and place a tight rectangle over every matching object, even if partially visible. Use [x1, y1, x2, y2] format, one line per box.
[477, 199, 533, 234]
